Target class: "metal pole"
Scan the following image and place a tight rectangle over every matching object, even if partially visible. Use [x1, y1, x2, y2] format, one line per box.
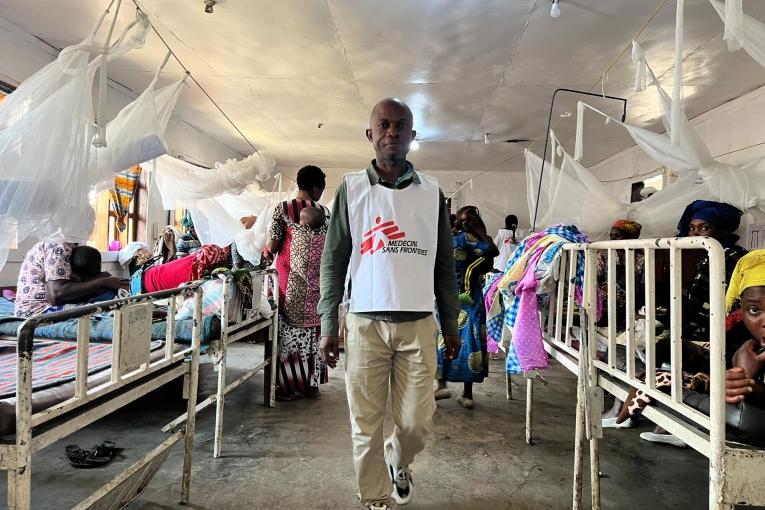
[531, 89, 628, 231]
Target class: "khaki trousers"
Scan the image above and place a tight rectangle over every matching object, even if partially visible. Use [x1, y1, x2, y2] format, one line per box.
[344, 312, 438, 506]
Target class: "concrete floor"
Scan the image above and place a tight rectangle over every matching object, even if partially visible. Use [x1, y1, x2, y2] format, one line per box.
[2, 344, 712, 510]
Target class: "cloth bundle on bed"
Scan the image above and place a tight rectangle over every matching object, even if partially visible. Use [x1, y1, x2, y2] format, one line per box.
[485, 225, 591, 374]
[0, 298, 219, 344]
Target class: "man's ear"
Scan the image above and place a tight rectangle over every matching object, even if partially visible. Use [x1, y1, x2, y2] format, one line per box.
[411, 129, 416, 140]
[366, 129, 373, 143]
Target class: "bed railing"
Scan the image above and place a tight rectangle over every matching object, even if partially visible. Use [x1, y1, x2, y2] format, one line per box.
[161, 268, 279, 459]
[535, 237, 765, 509]
[6, 283, 203, 509]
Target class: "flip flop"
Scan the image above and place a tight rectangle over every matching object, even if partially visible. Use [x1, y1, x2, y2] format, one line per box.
[65, 445, 91, 468]
[87, 441, 116, 465]
[456, 396, 474, 409]
[640, 432, 687, 447]
[434, 389, 452, 400]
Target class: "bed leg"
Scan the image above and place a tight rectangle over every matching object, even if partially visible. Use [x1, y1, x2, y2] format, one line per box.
[213, 343, 228, 459]
[525, 377, 533, 445]
[181, 352, 200, 504]
[7, 469, 16, 509]
[572, 380, 585, 510]
[590, 437, 601, 509]
[265, 316, 278, 408]
[506, 373, 512, 400]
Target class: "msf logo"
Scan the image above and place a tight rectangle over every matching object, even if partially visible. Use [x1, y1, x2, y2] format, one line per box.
[360, 217, 406, 255]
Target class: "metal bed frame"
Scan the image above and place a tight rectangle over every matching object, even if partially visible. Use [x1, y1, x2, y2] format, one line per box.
[522, 237, 765, 509]
[163, 268, 279, 458]
[3, 283, 203, 510]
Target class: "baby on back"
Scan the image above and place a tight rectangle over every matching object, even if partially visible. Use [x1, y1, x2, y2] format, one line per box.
[299, 206, 326, 230]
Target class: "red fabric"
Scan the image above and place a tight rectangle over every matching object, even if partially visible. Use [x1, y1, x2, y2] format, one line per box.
[726, 310, 743, 332]
[143, 255, 195, 293]
[143, 244, 229, 293]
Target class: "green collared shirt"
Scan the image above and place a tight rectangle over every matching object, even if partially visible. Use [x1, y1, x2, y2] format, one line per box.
[318, 160, 459, 337]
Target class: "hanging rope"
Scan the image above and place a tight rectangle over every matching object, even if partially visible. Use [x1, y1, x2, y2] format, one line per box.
[130, 0, 260, 156]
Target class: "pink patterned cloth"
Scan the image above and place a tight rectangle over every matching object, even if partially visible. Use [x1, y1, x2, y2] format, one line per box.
[512, 251, 549, 371]
[484, 275, 503, 354]
[15, 240, 75, 318]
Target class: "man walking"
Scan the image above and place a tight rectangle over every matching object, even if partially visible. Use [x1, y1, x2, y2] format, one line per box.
[319, 97, 460, 510]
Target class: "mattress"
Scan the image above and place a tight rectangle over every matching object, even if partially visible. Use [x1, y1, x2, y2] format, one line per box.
[0, 298, 220, 344]
[0, 339, 179, 437]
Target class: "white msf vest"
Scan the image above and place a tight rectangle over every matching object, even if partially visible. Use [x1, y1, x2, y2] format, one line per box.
[346, 169, 440, 313]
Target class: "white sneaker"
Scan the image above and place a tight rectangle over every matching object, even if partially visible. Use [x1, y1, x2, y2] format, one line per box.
[640, 431, 687, 447]
[364, 504, 393, 510]
[602, 417, 634, 429]
[387, 462, 414, 505]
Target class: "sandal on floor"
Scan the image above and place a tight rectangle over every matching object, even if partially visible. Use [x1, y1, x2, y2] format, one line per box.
[434, 389, 452, 400]
[87, 441, 116, 466]
[602, 417, 634, 429]
[639, 432, 687, 447]
[456, 396, 474, 409]
[65, 445, 91, 468]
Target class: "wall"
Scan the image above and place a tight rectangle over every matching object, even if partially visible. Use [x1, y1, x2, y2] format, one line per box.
[0, 18, 241, 285]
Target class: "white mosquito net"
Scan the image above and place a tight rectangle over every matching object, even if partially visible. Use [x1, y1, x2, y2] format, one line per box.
[154, 154, 279, 262]
[0, 6, 152, 269]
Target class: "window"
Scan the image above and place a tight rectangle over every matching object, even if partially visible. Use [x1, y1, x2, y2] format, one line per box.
[89, 169, 147, 251]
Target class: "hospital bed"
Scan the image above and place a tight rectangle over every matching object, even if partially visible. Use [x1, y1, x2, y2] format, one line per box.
[162, 268, 279, 459]
[0, 284, 203, 510]
[526, 237, 765, 509]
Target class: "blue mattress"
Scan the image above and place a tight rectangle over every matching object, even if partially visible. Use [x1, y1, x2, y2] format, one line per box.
[0, 298, 219, 344]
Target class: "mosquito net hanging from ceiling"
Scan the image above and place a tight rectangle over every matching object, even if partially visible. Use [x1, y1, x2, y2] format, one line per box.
[526, 137, 625, 240]
[154, 153, 278, 252]
[0, 6, 151, 269]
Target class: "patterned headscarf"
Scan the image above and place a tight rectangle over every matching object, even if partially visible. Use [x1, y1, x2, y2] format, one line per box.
[726, 250, 765, 312]
[611, 220, 642, 239]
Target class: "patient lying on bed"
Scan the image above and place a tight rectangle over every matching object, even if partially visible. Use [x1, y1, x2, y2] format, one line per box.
[14, 240, 121, 318]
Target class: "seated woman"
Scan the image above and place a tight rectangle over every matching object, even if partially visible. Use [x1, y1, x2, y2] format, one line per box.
[679, 200, 748, 341]
[14, 239, 120, 318]
[596, 220, 644, 331]
[176, 213, 202, 259]
[612, 250, 765, 447]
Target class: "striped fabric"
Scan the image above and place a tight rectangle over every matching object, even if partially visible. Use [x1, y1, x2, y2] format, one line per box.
[109, 165, 142, 232]
[0, 339, 162, 398]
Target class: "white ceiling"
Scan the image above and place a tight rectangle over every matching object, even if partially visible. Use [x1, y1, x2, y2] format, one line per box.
[3, 0, 765, 188]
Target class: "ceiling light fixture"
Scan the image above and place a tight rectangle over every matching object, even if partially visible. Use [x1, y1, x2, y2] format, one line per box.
[484, 133, 490, 145]
[204, 0, 216, 14]
[410, 140, 420, 151]
[550, 0, 561, 18]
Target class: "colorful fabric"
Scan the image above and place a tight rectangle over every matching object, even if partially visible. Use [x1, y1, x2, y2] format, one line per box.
[485, 225, 590, 374]
[269, 200, 328, 328]
[176, 233, 202, 257]
[483, 273, 503, 354]
[611, 219, 642, 239]
[109, 165, 142, 232]
[142, 244, 229, 293]
[276, 321, 327, 396]
[0, 339, 162, 398]
[15, 240, 76, 318]
[437, 232, 491, 383]
[511, 250, 548, 371]
[726, 250, 765, 312]
[677, 200, 742, 240]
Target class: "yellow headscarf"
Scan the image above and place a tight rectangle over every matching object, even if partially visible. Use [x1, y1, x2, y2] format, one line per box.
[726, 250, 765, 312]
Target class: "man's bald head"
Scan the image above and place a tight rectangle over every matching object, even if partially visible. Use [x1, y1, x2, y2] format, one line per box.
[369, 97, 413, 126]
[366, 97, 416, 164]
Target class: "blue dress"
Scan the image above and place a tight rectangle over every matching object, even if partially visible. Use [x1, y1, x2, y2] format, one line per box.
[437, 232, 491, 383]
